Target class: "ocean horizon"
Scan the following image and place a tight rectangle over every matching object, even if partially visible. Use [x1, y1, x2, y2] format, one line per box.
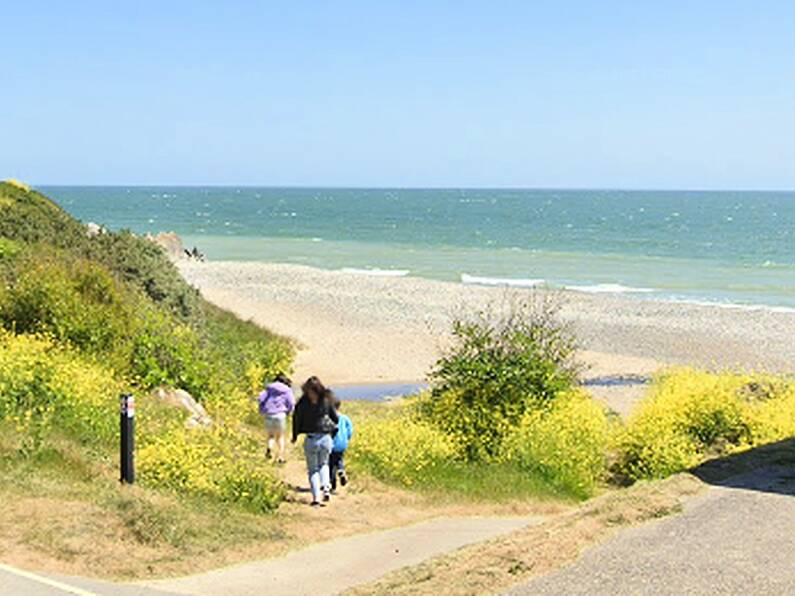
[43, 186, 795, 310]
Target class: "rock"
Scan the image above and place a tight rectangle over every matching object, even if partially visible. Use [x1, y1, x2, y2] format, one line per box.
[156, 387, 212, 428]
[146, 231, 186, 261]
[85, 222, 105, 237]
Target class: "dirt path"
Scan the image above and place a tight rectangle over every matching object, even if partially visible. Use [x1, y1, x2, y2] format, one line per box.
[508, 465, 795, 595]
[142, 516, 541, 596]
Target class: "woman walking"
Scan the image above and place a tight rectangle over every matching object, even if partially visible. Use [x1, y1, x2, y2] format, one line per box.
[257, 373, 295, 464]
[292, 376, 338, 507]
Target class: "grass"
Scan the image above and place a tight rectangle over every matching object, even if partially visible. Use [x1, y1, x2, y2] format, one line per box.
[0, 424, 289, 578]
[0, 396, 572, 580]
[409, 461, 572, 503]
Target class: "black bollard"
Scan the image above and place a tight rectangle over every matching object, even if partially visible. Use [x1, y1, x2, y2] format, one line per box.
[120, 393, 135, 484]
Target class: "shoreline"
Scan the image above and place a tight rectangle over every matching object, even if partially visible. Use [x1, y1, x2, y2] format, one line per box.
[180, 260, 795, 415]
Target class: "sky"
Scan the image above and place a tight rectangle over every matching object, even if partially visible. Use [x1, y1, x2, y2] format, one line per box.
[2, 1, 794, 189]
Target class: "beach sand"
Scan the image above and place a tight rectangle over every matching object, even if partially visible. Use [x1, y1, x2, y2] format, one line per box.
[180, 261, 795, 415]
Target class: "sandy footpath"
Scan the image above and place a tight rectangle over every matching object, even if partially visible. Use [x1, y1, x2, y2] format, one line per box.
[180, 261, 795, 414]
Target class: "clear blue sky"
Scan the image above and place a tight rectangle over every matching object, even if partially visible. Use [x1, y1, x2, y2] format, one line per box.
[2, 1, 794, 189]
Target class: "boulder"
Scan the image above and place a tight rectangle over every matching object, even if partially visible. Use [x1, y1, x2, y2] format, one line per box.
[155, 387, 212, 428]
[146, 231, 186, 261]
[85, 222, 105, 237]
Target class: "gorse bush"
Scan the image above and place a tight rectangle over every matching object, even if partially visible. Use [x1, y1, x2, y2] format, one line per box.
[0, 331, 122, 452]
[350, 411, 457, 487]
[424, 294, 580, 461]
[501, 390, 611, 498]
[137, 425, 285, 512]
[618, 369, 795, 480]
[0, 250, 216, 396]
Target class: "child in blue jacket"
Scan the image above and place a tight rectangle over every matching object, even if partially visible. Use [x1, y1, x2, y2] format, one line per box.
[329, 393, 353, 491]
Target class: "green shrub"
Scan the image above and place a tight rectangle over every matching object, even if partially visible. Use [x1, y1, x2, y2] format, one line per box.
[0, 182, 90, 252]
[91, 230, 200, 322]
[618, 369, 795, 480]
[423, 295, 580, 461]
[502, 390, 611, 498]
[0, 252, 134, 365]
[130, 308, 210, 396]
[0, 182, 200, 323]
[0, 238, 21, 262]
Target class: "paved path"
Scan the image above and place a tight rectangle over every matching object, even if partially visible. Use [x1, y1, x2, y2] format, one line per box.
[509, 466, 795, 595]
[144, 516, 538, 595]
[0, 563, 175, 595]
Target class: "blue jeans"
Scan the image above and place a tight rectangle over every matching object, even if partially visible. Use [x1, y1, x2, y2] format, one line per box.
[303, 434, 332, 502]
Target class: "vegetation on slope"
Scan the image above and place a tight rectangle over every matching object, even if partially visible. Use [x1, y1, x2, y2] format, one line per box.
[0, 180, 293, 512]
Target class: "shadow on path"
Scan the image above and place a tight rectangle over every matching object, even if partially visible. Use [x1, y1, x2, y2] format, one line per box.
[690, 436, 795, 497]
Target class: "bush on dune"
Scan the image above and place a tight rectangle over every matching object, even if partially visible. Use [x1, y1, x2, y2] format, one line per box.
[423, 294, 581, 462]
[350, 296, 612, 500]
[502, 390, 612, 499]
[199, 303, 294, 397]
[130, 307, 210, 397]
[618, 369, 795, 480]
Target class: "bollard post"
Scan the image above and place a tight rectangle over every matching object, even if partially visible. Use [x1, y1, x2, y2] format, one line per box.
[120, 393, 135, 484]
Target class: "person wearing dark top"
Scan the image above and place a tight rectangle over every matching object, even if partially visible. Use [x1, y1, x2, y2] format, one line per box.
[292, 376, 338, 506]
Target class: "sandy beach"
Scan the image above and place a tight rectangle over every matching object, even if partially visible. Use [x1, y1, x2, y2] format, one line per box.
[180, 261, 795, 415]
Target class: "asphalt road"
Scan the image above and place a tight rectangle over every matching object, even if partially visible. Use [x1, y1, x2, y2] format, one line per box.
[509, 466, 795, 595]
[0, 564, 174, 596]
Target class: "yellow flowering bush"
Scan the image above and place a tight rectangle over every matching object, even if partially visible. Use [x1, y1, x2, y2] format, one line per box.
[350, 414, 457, 487]
[744, 384, 795, 443]
[137, 425, 285, 512]
[501, 390, 611, 498]
[618, 369, 795, 480]
[4, 178, 30, 192]
[0, 331, 122, 451]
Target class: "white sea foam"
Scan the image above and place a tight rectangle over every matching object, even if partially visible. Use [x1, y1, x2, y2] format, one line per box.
[341, 268, 410, 277]
[565, 283, 655, 294]
[461, 274, 545, 288]
[664, 297, 795, 315]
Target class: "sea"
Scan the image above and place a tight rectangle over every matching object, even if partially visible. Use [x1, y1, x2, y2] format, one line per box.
[43, 187, 795, 311]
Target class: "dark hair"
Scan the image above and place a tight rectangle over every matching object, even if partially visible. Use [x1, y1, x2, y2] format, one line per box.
[322, 388, 341, 410]
[274, 372, 292, 387]
[301, 376, 326, 401]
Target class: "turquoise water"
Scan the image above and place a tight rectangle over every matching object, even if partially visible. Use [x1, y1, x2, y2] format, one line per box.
[44, 187, 795, 309]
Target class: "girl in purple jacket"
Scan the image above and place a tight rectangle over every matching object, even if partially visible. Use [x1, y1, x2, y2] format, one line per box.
[258, 373, 295, 463]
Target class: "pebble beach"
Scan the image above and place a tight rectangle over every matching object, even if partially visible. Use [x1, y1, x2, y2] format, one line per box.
[180, 261, 795, 415]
